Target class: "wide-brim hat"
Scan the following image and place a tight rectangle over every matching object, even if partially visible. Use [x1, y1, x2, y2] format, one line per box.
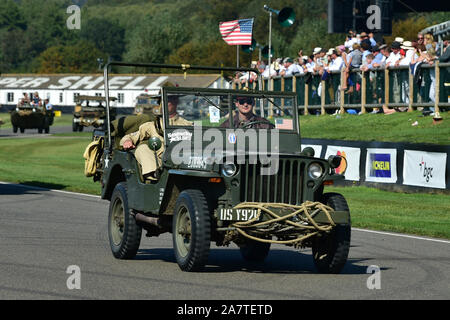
[313, 47, 322, 55]
[395, 37, 404, 44]
[401, 40, 414, 50]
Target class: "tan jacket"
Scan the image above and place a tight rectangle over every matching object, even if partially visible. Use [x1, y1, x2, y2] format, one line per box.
[119, 115, 193, 147]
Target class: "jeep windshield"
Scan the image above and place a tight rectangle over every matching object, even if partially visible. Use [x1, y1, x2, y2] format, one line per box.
[164, 90, 297, 131]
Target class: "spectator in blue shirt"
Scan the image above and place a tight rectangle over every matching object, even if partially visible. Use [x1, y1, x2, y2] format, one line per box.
[368, 32, 377, 47]
[369, 45, 384, 68]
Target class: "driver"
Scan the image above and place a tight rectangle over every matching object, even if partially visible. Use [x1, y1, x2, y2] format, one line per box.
[120, 95, 192, 182]
[220, 96, 274, 129]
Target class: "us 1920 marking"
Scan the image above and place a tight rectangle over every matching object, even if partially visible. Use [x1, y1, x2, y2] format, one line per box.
[219, 208, 258, 221]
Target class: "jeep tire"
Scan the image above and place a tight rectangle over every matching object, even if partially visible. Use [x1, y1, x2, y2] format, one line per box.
[312, 193, 351, 274]
[108, 182, 142, 259]
[173, 190, 211, 272]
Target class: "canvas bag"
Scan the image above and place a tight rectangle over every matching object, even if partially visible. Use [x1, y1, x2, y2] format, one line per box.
[83, 136, 104, 177]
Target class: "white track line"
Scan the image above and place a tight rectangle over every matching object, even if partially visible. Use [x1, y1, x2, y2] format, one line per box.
[352, 228, 450, 244]
[1, 181, 449, 244]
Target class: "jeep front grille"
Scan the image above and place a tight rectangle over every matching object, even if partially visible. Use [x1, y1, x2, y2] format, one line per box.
[240, 159, 305, 205]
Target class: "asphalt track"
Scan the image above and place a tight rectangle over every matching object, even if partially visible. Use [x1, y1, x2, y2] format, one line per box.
[0, 182, 449, 300]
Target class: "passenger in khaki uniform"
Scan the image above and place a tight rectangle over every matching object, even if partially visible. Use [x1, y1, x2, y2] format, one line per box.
[120, 95, 192, 181]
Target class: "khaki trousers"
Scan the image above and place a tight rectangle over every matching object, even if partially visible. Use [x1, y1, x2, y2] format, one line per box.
[134, 143, 164, 179]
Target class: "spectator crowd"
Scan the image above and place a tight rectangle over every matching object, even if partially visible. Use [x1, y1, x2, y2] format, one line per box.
[233, 30, 450, 115]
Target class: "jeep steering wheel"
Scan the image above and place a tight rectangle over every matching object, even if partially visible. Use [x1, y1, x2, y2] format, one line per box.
[241, 120, 275, 129]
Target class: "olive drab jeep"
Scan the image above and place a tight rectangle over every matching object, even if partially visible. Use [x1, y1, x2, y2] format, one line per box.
[73, 96, 117, 132]
[92, 62, 351, 273]
[10, 103, 54, 134]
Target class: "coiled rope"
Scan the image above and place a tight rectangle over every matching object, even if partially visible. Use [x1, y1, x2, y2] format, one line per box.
[227, 201, 336, 245]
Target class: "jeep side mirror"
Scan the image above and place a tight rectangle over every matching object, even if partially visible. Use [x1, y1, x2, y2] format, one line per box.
[148, 136, 162, 151]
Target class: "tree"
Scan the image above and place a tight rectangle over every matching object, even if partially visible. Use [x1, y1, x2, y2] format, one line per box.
[0, 0, 26, 31]
[35, 41, 106, 73]
[80, 18, 125, 60]
[384, 16, 429, 44]
[124, 11, 189, 65]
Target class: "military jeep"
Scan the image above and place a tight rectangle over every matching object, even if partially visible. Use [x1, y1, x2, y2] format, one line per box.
[133, 93, 160, 116]
[10, 103, 54, 134]
[94, 62, 350, 273]
[73, 96, 116, 132]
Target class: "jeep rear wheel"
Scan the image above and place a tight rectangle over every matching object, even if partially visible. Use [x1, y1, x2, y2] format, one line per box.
[108, 182, 142, 259]
[312, 193, 351, 274]
[173, 190, 211, 272]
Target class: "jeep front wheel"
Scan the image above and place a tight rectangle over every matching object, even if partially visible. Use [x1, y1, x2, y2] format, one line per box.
[108, 182, 142, 259]
[312, 193, 351, 274]
[173, 190, 211, 272]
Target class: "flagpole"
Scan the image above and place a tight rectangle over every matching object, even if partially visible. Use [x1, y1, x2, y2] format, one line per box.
[237, 45, 240, 68]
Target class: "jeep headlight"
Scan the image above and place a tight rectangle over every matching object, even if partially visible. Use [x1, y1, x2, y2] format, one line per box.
[222, 163, 238, 177]
[308, 162, 323, 179]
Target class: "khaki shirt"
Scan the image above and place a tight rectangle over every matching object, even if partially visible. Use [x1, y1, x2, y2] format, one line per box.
[120, 115, 193, 147]
[168, 114, 193, 126]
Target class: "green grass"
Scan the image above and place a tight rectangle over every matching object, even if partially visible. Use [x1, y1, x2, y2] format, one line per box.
[325, 186, 450, 239]
[300, 110, 450, 145]
[0, 136, 100, 195]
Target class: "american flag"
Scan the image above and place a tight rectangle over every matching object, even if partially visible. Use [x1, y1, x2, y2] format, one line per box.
[219, 18, 253, 45]
[275, 118, 293, 130]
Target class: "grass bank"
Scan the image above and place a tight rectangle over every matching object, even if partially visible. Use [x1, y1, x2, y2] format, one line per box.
[300, 110, 450, 145]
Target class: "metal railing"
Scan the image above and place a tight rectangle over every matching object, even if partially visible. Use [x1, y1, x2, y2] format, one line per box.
[234, 62, 450, 115]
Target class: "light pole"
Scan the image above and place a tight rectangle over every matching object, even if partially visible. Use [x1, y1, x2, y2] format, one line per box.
[263, 5, 295, 90]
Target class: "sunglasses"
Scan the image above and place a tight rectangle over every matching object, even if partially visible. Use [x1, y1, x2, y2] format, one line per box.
[237, 97, 254, 105]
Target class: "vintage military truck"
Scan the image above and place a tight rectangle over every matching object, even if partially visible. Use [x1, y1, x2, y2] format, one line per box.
[91, 62, 350, 273]
[73, 96, 116, 132]
[10, 103, 54, 134]
[133, 93, 160, 116]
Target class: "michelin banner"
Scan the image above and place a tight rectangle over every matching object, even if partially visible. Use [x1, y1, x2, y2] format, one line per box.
[325, 146, 361, 181]
[403, 150, 447, 189]
[365, 148, 397, 183]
